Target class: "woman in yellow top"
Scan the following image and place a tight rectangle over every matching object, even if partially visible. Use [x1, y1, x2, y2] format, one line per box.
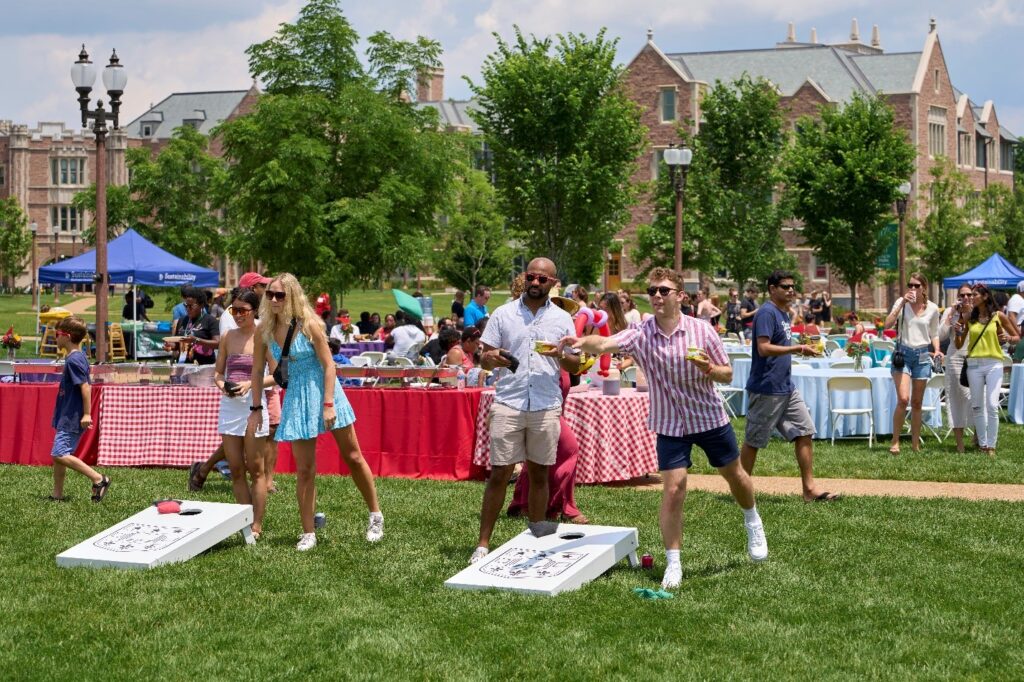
[954, 283, 1020, 454]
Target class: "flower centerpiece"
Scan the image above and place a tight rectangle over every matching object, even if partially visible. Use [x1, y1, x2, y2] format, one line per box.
[1, 325, 22, 360]
[873, 317, 885, 337]
[845, 340, 870, 372]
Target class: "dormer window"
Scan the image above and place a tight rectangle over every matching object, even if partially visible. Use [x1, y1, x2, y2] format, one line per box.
[142, 124, 152, 137]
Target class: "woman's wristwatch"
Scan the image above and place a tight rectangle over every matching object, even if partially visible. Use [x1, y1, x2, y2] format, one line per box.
[250, 405, 263, 412]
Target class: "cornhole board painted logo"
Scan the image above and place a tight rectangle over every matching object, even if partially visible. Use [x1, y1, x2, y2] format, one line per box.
[479, 548, 588, 579]
[93, 523, 199, 553]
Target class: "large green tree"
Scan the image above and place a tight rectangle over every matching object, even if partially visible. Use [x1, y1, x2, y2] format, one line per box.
[0, 197, 32, 287]
[71, 183, 143, 245]
[908, 159, 976, 288]
[976, 182, 1024, 267]
[218, 0, 460, 295]
[786, 93, 915, 311]
[633, 76, 796, 288]
[467, 27, 647, 284]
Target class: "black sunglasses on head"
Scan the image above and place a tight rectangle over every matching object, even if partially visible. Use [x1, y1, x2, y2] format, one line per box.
[646, 286, 677, 297]
[266, 291, 287, 301]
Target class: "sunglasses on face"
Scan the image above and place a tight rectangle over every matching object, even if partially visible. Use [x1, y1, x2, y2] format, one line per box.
[266, 291, 286, 301]
[646, 286, 677, 297]
[185, 302, 201, 309]
[524, 273, 551, 284]
[907, 282, 922, 289]
[775, 284, 796, 291]
[229, 306, 253, 316]
[958, 293, 971, 298]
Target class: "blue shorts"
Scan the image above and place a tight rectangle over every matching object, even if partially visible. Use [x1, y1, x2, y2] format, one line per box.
[51, 430, 83, 458]
[656, 424, 740, 471]
[893, 344, 933, 380]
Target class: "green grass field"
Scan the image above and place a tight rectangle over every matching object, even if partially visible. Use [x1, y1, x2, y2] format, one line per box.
[1, 465, 1020, 680]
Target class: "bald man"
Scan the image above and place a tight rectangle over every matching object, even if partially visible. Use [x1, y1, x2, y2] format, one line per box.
[470, 258, 581, 563]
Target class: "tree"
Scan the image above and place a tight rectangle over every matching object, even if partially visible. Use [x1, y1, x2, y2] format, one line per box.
[908, 159, 975, 288]
[433, 166, 516, 292]
[786, 93, 915, 311]
[0, 197, 32, 288]
[976, 182, 1024, 267]
[71, 183, 143, 245]
[467, 27, 647, 284]
[126, 125, 229, 265]
[218, 0, 461, 296]
[633, 76, 796, 288]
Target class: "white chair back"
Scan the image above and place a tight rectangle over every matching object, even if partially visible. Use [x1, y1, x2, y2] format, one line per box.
[0, 361, 15, 377]
[421, 355, 436, 368]
[358, 351, 386, 365]
[391, 356, 415, 367]
[349, 356, 371, 367]
[621, 366, 637, 383]
[871, 339, 895, 353]
[727, 352, 748, 366]
[830, 348, 847, 360]
[830, 358, 855, 369]
[824, 339, 841, 356]
[826, 375, 875, 447]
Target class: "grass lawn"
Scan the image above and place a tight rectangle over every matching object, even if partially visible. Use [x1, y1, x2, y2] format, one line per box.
[1, 465, 1021, 680]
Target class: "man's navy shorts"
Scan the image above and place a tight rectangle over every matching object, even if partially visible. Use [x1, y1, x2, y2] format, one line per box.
[656, 424, 740, 471]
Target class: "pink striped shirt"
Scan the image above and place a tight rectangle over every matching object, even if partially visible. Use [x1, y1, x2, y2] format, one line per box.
[612, 314, 729, 437]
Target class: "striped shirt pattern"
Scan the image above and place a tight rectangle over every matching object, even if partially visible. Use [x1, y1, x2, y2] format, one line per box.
[612, 315, 729, 437]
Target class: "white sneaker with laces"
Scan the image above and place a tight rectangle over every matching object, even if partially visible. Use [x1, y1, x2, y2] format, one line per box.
[296, 532, 317, 552]
[745, 521, 768, 562]
[469, 546, 489, 564]
[366, 514, 384, 542]
[661, 562, 682, 590]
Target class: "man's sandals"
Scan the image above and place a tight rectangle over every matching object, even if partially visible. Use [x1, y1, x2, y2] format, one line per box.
[91, 476, 111, 503]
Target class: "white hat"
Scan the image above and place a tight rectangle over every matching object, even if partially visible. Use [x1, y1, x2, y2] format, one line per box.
[1017, 281, 1024, 293]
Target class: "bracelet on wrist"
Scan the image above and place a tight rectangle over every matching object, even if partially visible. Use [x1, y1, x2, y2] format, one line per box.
[250, 405, 263, 412]
[323, 402, 334, 407]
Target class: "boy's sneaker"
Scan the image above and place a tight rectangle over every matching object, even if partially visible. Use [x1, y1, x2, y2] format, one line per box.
[469, 546, 489, 564]
[661, 562, 682, 590]
[745, 520, 768, 562]
[366, 514, 384, 542]
[296, 533, 317, 552]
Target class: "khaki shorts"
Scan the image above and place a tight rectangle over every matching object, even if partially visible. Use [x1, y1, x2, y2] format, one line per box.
[744, 391, 815, 449]
[489, 402, 561, 467]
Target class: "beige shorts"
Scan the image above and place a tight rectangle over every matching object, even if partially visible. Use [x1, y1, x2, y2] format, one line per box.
[489, 402, 561, 467]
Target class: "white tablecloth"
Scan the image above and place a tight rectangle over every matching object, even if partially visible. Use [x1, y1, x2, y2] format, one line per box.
[730, 355, 874, 415]
[1009, 364, 1024, 424]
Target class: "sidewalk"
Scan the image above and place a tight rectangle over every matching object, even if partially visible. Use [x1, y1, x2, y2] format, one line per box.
[627, 473, 1024, 502]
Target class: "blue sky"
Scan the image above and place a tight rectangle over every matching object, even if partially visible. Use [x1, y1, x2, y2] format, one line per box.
[2, 0, 1022, 134]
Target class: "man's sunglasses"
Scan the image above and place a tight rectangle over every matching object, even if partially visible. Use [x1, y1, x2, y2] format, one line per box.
[524, 273, 551, 284]
[266, 291, 287, 301]
[774, 284, 796, 290]
[646, 286, 677, 297]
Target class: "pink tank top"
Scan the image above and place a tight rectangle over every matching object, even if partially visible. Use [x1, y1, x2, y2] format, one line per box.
[225, 353, 254, 383]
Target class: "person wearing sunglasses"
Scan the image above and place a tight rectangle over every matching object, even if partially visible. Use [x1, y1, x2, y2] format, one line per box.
[741, 270, 837, 502]
[469, 258, 581, 565]
[938, 284, 975, 453]
[562, 267, 767, 590]
[883, 272, 942, 454]
[167, 287, 219, 365]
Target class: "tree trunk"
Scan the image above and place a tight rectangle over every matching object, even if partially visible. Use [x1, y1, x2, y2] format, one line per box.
[849, 282, 857, 314]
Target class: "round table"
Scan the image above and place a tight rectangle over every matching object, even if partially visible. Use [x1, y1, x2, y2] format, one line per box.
[1008, 364, 1024, 424]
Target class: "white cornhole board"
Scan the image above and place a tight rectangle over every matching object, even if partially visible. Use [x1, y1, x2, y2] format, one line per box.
[56, 501, 253, 570]
[445, 524, 639, 596]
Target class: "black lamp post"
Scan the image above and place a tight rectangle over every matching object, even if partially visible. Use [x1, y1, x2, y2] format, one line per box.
[29, 221, 37, 309]
[895, 181, 912, 293]
[664, 144, 693, 273]
[71, 45, 126, 363]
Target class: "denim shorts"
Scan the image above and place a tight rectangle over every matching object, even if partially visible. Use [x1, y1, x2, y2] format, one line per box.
[656, 424, 739, 471]
[893, 344, 932, 380]
[51, 430, 83, 458]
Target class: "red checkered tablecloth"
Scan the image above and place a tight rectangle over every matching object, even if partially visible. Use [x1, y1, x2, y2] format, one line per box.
[473, 388, 657, 484]
[98, 385, 221, 467]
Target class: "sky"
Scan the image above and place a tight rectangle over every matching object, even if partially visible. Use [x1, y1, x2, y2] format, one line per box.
[2, 0, 1022, 134]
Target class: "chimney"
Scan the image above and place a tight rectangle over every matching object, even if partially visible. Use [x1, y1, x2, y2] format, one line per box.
[850, 18, 860, 42]
[810, 27, 817, 44]
[929, 17, 937, 33]
[871, 24, 880, 47]
[786, 22, 796, 43]
[416, 67, 444, 102]
[647, 27, 654, 43]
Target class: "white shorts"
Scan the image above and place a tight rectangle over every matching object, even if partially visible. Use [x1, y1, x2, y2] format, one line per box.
[218, 393, 269, 438]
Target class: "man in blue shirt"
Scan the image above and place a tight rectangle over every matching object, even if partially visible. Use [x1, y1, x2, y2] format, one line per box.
[463, 285, 491, 328]
[170, 286, 189, 326]
[470, 259, 580, 564]
[741, 270, 838, 501]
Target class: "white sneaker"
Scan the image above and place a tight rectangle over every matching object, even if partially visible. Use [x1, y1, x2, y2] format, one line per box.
[366, 514, 384, 543]
[296, 532, 317, 552]
[469, 546, 489, 564]
[745, 521, 768, 562]
[661, 562, 682, 590]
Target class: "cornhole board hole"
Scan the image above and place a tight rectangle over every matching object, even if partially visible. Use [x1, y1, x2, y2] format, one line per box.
[445, 524, 639, 596]
[56, 501, 253, 570]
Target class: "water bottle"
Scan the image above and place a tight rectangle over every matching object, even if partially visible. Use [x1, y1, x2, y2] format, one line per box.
[456, 367, 466, 390]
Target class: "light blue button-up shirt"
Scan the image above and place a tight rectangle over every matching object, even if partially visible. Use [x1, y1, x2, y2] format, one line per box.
[480, 296, 575, 412]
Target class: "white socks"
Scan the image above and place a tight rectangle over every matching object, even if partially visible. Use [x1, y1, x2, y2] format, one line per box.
[742, 506, 761, 525]
[665, 548, 681, 565]
[369, 511, 383, 522]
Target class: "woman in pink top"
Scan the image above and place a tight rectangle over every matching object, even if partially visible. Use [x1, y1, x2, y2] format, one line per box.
[445, 326, 481, 370]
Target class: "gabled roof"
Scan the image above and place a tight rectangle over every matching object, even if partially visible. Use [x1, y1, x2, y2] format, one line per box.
[126, 90, 250, 140]
[416, 99, 480, 134]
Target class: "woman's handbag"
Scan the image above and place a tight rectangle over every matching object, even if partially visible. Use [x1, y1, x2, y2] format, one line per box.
[959, 318, 992, 388]
[891, 307, 905, 370]
[272, 319, 297, 389]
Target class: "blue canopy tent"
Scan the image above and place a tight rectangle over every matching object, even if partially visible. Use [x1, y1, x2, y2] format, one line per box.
[37, 229, 219, 356]
[942, 253, 1024, 289]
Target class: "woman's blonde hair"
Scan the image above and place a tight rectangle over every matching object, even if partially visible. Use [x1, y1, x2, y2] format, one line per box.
[260, 273, 319, 345]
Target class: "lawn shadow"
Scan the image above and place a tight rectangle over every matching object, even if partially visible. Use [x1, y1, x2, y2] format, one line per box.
[686, 557, 747, 580]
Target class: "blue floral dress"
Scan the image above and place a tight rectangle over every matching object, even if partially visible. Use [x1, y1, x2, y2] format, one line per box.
[270, 328, 356, 441]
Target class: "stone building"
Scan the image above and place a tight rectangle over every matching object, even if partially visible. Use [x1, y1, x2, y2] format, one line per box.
[621, 19, 1018, 308]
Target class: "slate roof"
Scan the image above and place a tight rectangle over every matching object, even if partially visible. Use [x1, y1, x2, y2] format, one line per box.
[416, 99, 480, 134]
[126, 90, 250, 140]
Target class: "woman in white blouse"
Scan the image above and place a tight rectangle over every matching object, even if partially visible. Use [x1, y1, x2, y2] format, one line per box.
[938, 284, 974, 453]
[883, 272, 942, 454]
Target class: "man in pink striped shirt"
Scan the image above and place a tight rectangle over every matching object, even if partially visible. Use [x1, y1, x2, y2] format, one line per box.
[561, 268, 767, 590]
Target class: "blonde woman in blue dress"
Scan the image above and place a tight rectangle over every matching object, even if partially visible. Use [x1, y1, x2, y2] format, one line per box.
[249, 273, 383, 551]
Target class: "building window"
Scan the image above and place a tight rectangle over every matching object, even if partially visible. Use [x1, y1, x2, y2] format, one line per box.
[50, 206, 80, 232]
[958, 133, 973, 166]
[933, 69, 940, 93]
[650, 148, 666, 181]
[607, 257, 620, 277]
[927, 107, 946, 158]
[50, 158, 86, 185]
[0, 164, 5, 186]
[1001, 141, 1016, 171]
[660, 87, 676, 123]
[988, 139, 997, 169]
[976, 136, 987, 168]
[142, 124, 152, 137]
[811, 255, 827, 281]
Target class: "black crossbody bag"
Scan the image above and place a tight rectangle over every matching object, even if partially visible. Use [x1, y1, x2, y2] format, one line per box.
[272, 319, 298, 389]
[891, 306, 905, 370]
[959, 318, 992, 388]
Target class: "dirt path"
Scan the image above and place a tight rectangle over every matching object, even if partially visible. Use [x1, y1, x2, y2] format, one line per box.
[626, 473, 1024, 502]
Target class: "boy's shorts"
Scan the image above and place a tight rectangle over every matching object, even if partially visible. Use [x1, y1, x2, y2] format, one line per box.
[51, 430, 83, 458]
[656, 424, 740, 471]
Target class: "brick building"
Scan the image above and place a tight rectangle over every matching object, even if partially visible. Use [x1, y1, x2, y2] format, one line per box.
[621, 19, 1018, 307]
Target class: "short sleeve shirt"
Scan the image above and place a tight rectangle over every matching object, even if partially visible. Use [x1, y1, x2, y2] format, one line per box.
[740, 297, 758, 327]
[1006, 293, 1024, 326]
[180, 313, 219, 364]
[480, 297, 574, 412]
[390, 325, 427, 360]
[451, 301, 465, 319]
[748, 301, 794, 395]
[53, 350, 90, 433]
[464, 300, 488, 328]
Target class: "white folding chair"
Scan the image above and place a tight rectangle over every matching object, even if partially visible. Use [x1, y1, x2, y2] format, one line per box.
[717, 384, 745, 419]
[999, 355, 1013, 420]
[727, 351, 748, 366]
[391, 356, 415, 367]
[915, 374, 946, 442]
[827, 376, 874, 447]
[831, 358, 855, 369]
[349, 356, 371, 367]
[824, 339, 841, 356]
[421, 355, 436, 368]
[830, 348, 847, 360]
[621, 366, 637, 384]
[724, 332, 742, 343]
[871, 339, 895, 366]
[358, 351, 386, 365]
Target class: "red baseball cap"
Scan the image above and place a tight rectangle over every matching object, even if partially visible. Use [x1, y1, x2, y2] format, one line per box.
[239, 272, 271, 288]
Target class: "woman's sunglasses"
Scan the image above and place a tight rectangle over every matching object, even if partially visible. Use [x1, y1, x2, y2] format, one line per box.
[646, 286, 677, 297]
[266, 291, 287, 301]
[229, 306, 253, 316]
[907, 282, 922, 289]
[524, 273, 551, 284]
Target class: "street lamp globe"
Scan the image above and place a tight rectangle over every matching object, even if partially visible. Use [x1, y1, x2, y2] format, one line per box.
[102, 49, 127, 95]
[679, 147, 693, 169]
[30, 221, 37, 235]
[70, 45, 96, 91]
[663, 146, 681, 167]
[898, 181, 912, 196]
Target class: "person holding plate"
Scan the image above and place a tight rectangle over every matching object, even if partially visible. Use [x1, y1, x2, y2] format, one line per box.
[562, 267, 767, 591]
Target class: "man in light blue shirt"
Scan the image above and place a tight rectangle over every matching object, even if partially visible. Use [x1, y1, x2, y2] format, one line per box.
[470, 258, 580, 564]
[463, 286, 491, 328]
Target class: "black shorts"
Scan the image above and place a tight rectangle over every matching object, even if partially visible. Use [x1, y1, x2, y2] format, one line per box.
[656, 424, 740, 471]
